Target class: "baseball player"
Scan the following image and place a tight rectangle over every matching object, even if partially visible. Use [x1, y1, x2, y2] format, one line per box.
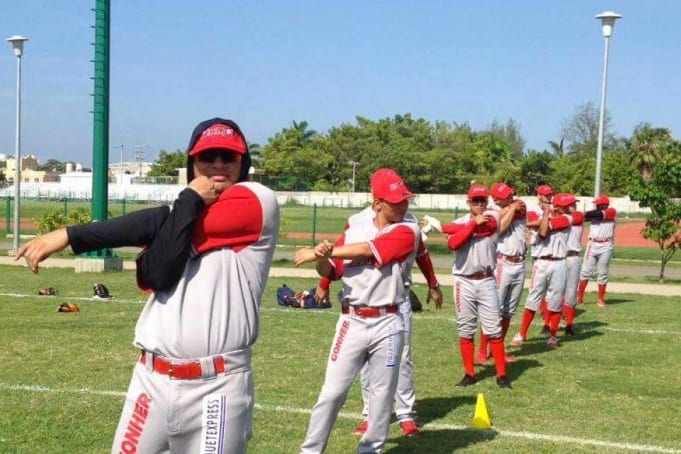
[16, 118, 280, 454]
[445, 184, 511, 389]
[294, 168, 421, 454]
[577, 194, 617, 307]
[510, 192, 572, 349]
[559, 193, 584, 335]
[315, 209, 443, 438]
[532, 185, 554, 321]
[356, 260, 442, 438]
[476, 182, 527, 364]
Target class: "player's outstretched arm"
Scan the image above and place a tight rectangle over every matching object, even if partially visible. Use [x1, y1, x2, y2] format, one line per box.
[294, 248, 319, 266]
[14, 228, 70, 274]
[136, 188, 206, 291]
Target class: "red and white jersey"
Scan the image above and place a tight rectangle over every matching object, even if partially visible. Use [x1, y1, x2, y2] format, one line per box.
[589, 207, 617, 240]
[331, 208, 420, 307]
[566, 211, 585, 252]
[497, 208, 527, 257]
[448, 210, 500, 276]
[134, 182, 280, 359]
[530, 213, 572, 258]
[526, 206, 544, 257]
[344, 207, 427, 284]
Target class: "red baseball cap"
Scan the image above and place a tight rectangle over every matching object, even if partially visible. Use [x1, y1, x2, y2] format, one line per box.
[491, 182, 514, 199]
[189, 124, 248, 156]
[467, 184, 489, 200]
[536, 184, 554, 196]
[593, 194, 610, 205]
[370, 168, 414, 204]
[553, 193, 577, 207]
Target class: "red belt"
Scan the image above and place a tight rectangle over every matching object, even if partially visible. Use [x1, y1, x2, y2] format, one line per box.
[498, 253, 525, 263]
[590, 238, 611, 243]
[460, 271, 494, 280]
[567, 251, 580, 257]
[140, 352, 226, 380]
[538, 256, 565, 261]
[342, 305, 399, 317]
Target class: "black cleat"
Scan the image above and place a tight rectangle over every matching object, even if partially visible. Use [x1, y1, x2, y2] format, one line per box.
[456, 374, 478, 387]
[496, 375, 512, 389]
[540, 325, 551, 337]
[565, 325, 576, 336]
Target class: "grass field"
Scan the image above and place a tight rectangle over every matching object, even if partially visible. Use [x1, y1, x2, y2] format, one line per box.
[1, 267, 680, 453]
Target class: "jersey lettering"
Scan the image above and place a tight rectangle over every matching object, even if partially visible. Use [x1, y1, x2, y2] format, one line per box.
[201, 394, 227, 453]
[119, 392, 151, 454]
[331, 320, 351, 361]
[385, 321, 398, 368]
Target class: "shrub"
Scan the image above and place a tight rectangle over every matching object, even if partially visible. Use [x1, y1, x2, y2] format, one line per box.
[34, 207, 93, 234]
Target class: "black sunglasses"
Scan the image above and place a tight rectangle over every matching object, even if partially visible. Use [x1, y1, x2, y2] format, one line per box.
[196, 150, 241, 164]
[470, 198, 488, 204]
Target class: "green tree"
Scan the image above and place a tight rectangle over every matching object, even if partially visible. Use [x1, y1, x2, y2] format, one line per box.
[628, 123, 672, 182]
[629, 156, 681, 282]
[260, 121, 334, 190]
[486, 118, 526, 160]
[470, 131, 514, 179]
[147, 149, 185, 177]
[516, 150, 555, 195]
[290, 121, 317, 145]
[261, 121, 320, 177]
[547, 139, 564, 156]
[249, 142, 263, 168]
[37, 159, 66, 172]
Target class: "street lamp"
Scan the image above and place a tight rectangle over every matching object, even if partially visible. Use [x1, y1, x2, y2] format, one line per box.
[593, 11, 621, 198]
[6, 35, 28, 255]
[135, 144, 149, 177]
[350, 161, 359, 192]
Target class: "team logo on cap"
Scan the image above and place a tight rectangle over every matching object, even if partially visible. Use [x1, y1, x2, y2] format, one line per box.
[201, 126, 235, 138]
[389, 181, 406, 192]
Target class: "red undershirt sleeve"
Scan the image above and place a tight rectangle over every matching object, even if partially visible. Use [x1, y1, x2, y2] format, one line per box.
[447, 221, 477, 250]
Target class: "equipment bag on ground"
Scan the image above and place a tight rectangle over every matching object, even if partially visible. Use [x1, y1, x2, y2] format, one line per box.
[276, 284, 332, 309]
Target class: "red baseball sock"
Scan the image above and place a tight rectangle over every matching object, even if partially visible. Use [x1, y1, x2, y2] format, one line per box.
[563, 306, 576, 326]
[577, 280, 588, 302]
[459, 338, 475, 377]
[549, 311, 561, 337]
[598, 284, 607, 301]
[543, 305, 551, 326]
[539, 299, 547, 318]
[488, 337, 507, 377]
[519, 309, 536, 339]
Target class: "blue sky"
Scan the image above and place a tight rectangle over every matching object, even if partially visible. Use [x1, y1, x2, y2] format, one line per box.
[0, 1, 679, 166]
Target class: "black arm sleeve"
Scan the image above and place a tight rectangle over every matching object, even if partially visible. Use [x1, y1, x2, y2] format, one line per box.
[584, 209, 604, 222]
[136, 188, 206, 291]
[66, 206, 170, 254]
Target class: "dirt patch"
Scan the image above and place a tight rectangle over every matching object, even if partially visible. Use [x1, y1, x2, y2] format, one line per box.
[612, 221, 655, 247]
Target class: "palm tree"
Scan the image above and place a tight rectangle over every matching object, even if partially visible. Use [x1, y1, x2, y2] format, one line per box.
[629, 123, 672, 182]
[548, 139, 564, 156]
[291, 120, 317, 147]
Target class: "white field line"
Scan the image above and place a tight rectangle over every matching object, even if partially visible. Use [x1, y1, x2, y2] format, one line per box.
[1, 292, 679, 337]
[0, 383, 679, 453]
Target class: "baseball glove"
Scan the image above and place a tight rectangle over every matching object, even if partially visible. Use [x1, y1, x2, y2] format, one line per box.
[57, 302, 80, 313]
